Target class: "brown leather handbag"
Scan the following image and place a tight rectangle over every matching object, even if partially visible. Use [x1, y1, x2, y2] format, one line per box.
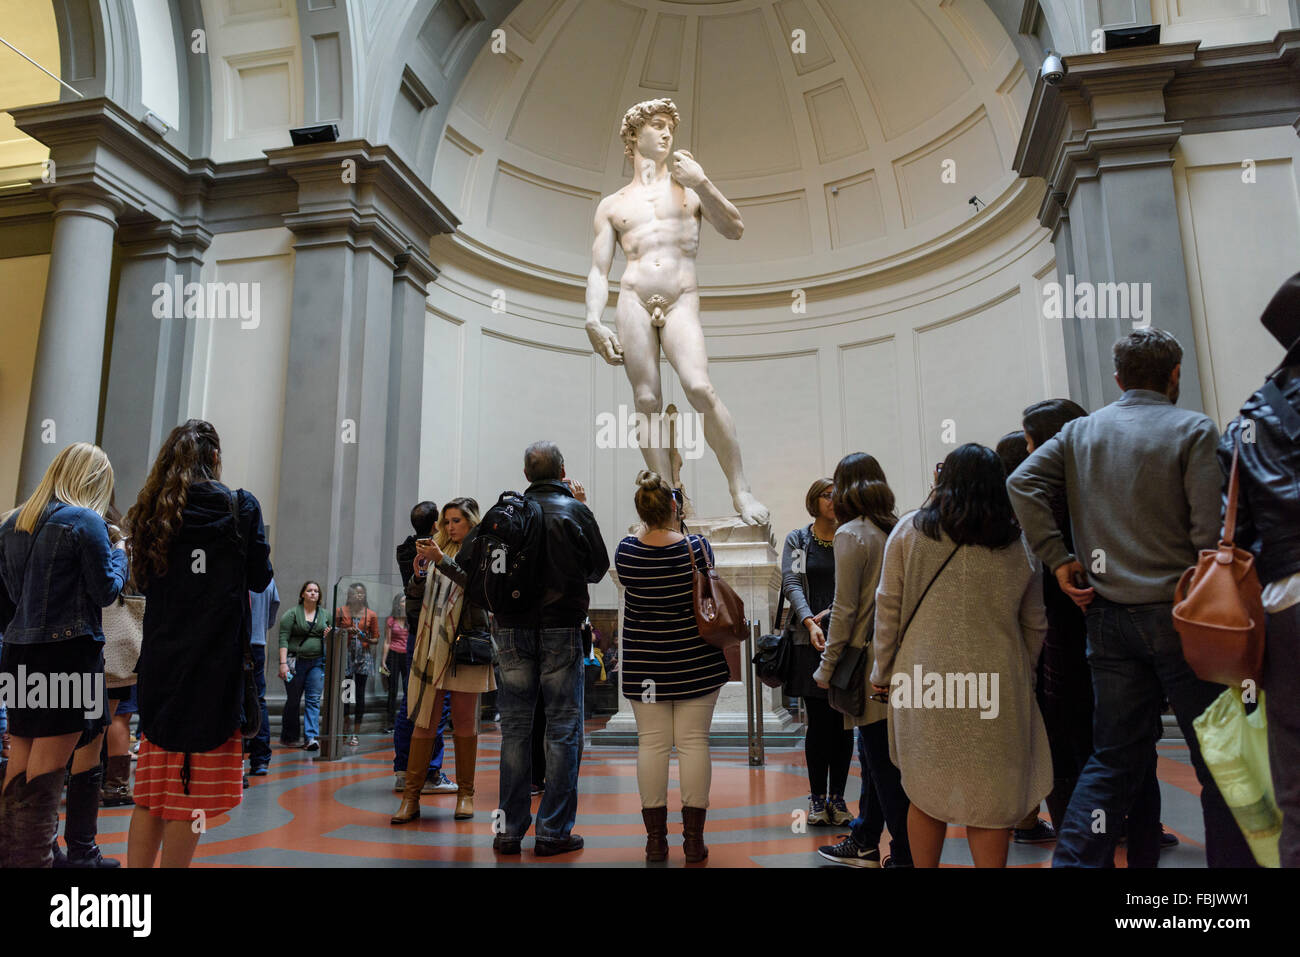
[1172, 436, 1267, 686]
[688, 535, 748, 649]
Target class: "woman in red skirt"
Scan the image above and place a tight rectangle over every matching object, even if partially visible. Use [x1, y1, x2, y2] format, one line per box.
[124, 420, 273, 867]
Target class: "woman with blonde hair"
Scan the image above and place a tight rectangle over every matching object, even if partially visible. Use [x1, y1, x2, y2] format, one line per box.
[615, 471, 728, 863]
[392, 497, 494, 824]
[125, 419, 273, 867]
[0, 443, 127, 867]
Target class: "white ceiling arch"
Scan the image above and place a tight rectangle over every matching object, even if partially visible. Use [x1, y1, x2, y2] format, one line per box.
[430, 0, 1038, 293]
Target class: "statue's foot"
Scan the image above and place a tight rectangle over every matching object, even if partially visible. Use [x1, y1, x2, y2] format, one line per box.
[733, 490, 770, 526]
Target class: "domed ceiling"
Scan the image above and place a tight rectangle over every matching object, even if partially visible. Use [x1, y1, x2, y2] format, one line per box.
[432, 0, 1033, 293]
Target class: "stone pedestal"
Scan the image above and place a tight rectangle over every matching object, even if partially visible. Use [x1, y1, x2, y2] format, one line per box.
[590, 517, 803, 747]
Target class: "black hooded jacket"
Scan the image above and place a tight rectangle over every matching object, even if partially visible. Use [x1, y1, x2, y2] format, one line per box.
[136, 481, 273, 753]
[1219, 272, 1300, 586]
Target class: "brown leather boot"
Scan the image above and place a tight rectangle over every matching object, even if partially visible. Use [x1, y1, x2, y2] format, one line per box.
[642, 806, 668, 862]
[453, 735, 476, 820]
[100, 754, 134, 807]
[391, 734, 436, 825]
[682, 805, 708, 864]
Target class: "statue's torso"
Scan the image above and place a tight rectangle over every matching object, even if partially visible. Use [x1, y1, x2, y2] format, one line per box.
[606, 178, 701, 302]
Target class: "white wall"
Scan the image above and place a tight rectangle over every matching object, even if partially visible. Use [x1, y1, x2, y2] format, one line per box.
[185, 227, 296, 546]
[1174, 125, 1300, 428]
[133, 0, 182, 131]
[1149, 0, 1296, 47]
[198, 0, 304, 162]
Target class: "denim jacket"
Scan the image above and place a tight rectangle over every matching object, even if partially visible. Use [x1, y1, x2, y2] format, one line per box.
[0, 501, 128, 645]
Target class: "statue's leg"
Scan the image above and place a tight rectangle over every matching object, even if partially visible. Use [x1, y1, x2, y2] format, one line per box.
[659, 293, 770, 526]
[614, 291, 673, 478]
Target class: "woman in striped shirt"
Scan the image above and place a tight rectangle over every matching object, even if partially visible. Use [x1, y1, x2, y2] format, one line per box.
[615, 471, 728, 864]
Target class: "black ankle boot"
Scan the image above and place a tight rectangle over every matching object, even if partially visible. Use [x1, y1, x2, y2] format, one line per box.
[64, 765, 120, 868]
[9, 770, 65, 867]
[0, 772, 19, 868]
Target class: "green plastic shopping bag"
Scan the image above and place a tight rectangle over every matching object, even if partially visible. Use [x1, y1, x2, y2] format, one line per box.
[1193, 688, 1281, 867]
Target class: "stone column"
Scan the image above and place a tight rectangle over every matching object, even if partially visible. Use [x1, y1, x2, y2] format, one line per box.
[1016, 74, 1206, 409]
[273, 217, 399, 603]
[17, 187, 122, 498]
[100, 221, 211, 503]
[267, 141, 457, 612]
[382, 247, 436, 565]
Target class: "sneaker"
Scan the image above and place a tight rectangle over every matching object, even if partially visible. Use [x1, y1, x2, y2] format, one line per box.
[430, 772, 457, 794]
[530, 782, 545, 796]
[808, 795, 830, 827]
[1160, 827, 1179, 849]
[882, 856, 913, 868]
[347, 735, 359, 747]
[1013, 818, 1057, 845]
[534, 834, 584, 857]
[304, 739, 320, 752]
[493, 835, 522, 855]
[394, 773, 406, 792]
[250, 765, 269, 777]
[827, 795, 853, 826]
[817, 836, 881, 867]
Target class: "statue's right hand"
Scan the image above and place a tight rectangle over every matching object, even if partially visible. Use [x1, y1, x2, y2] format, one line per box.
[585, 321, 624, 365]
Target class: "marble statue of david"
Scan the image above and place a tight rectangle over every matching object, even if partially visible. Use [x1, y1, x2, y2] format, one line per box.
[584, 98, 770, 526]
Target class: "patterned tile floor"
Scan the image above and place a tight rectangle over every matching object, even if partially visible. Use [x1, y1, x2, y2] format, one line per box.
[79, 724, 1208, 867]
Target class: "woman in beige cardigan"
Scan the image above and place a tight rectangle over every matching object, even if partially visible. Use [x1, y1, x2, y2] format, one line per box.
[871, 444, 1051, 868]
[391, 498, 495, 825]
[812, 453, 912, 868]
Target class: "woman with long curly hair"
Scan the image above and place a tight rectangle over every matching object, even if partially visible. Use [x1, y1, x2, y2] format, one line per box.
[392, 497, 494, 824]
[124, 419, 273, 867]
[0, 443, 127, 867]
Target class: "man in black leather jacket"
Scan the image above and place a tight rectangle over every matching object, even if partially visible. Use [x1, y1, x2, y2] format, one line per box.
[1218, 271, 1300, 866]
[493, 441, 609, 857]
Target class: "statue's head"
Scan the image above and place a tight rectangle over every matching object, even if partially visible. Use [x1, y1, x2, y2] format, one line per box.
[620, 98, 680, 160]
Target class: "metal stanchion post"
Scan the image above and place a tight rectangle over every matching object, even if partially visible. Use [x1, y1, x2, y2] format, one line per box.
[743, 621, 757, 764]
[750, 620, 764, 766]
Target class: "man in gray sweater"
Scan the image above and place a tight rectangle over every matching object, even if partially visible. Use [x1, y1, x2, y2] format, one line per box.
[1008, 328, 1253, 868]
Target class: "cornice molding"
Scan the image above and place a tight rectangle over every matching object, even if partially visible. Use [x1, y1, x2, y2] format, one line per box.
[266, 139, 460, 246]
[5, 100, 461, 263]
[431, 175, 1048, 308]
[1015, 30, 1300, 225]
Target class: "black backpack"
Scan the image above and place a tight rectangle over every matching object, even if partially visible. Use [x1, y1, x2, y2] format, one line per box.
[463, 491, 546, 618]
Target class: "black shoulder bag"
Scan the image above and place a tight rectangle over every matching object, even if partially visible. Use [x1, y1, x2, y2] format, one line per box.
[827, 599, 874, 718]
[753, 588, 794, 689]
[227, 490, 262, 740]
[448, 558, 496, 674]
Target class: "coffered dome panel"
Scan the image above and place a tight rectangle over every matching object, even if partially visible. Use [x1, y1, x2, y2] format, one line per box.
[434, 0, 1032, 292]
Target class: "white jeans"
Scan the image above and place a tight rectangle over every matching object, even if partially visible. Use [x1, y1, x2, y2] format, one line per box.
[629, 690, 720, 809]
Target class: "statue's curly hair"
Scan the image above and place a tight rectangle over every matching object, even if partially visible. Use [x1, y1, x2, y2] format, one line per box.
[620, 98, 680, 159]
[126, 419, 221, 588]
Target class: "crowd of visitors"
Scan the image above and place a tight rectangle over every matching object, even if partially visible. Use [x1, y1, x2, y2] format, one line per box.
[0, 271, 1296, 868]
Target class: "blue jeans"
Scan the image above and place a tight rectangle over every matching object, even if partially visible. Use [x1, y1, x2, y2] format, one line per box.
[245, 644, 271, 767]
[282, 656, 325, 742]
[849, 725, 881, 840]
[393, 684, 449, 776]
[1053, 598, 1255, 867]
[496, 626, 585, 840]
[850, 720, 912, 865]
